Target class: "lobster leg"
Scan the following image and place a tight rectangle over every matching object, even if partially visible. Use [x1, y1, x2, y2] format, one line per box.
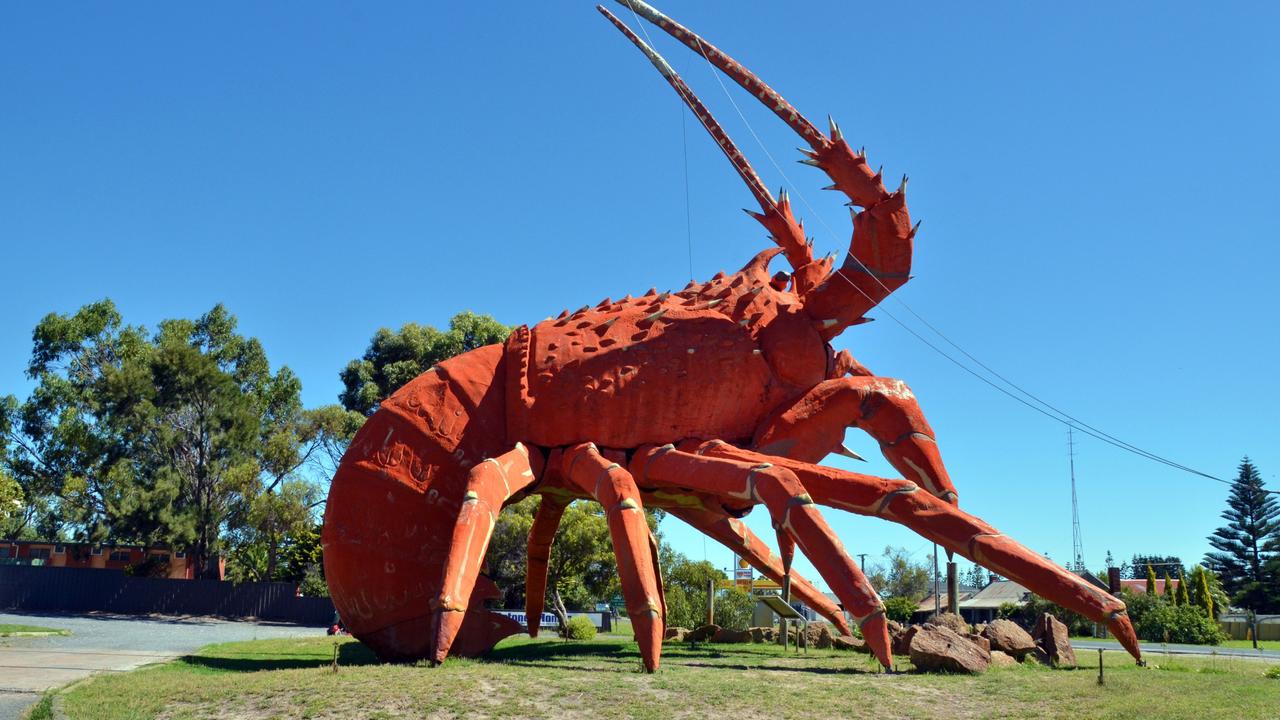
[665, 505, 852, 635]
[431, 444, 540, 664]
[632, 443, 894, 670]
[562, 443, 665, 672]
[694, 441, 1144, 663]
[525, 492, 572, 638]
[754, 375, 958, 505]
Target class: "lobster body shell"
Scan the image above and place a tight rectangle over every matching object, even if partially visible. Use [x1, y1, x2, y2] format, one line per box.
[507, 250, 831, 449]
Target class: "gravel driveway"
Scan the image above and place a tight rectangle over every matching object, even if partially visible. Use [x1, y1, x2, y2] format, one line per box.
[0, 611, 325, 720]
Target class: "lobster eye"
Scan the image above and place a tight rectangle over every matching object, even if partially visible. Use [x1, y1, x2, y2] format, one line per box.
[770, 271, 791, 291]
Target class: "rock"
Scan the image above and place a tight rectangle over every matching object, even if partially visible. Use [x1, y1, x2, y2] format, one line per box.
[989, 650, 1018, 668]
[964, 633, 991, 652]
[664, 627, 690, 642]
[893, 624, 921, 656]
[981, 619, 1037, 660]
[711, 627, 752, 643]
[909, 625, 991, 674]
[973, 623, 987, 636]
[833, 634, 867, 652]
[927, 612, 971, 636]
[1032, 613, 1077, 668]
[803, 624, 834, 649]
[748, 626, 769, 643]
[687, 624, 720, 642]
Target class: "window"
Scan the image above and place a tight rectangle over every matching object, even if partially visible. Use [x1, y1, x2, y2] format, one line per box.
[30, 548, 52, 560]
[0, 547, 10, 559]
[150, 553, 170, 564]
[109, 550, 131, 562]
[91, 546, 103, 556]
[54, 544, 65, 554]
[175, 551, 186, 559]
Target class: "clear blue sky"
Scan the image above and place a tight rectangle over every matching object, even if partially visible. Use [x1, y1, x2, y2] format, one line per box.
[3, 2, 1277, 590]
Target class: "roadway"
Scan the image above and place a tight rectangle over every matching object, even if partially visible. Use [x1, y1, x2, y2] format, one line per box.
[0, 611, 324, 720]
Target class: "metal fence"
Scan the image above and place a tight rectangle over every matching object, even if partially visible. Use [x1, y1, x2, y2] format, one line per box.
[1219, 614, 1280, 642]
[0, 564, 334, 626]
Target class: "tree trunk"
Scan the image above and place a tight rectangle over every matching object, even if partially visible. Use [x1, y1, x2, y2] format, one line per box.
[551, 587, 571, 638]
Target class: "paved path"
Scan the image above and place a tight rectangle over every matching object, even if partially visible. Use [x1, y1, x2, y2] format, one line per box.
[1074, 638, 1279, 662]
[0, 611, 324, 720]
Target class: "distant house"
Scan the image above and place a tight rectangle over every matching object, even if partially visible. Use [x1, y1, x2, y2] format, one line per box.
[0, 540, 218, 580]
[1118, 579, 1171, 595]
[915, 580, 1031, 625]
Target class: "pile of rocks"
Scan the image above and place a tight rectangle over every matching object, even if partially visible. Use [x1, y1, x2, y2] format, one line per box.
[890, 612, 1076, 674]
[664, 612, 1076, 674]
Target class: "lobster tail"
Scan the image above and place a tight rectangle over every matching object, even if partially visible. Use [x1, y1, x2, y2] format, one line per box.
[322, 344, 524, 663]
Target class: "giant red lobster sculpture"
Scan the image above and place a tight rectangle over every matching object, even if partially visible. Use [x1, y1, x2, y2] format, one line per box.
[323, 0, 1142, 672]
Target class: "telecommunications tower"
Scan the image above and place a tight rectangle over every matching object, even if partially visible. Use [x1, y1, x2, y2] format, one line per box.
[1068, 427, 1085, 573]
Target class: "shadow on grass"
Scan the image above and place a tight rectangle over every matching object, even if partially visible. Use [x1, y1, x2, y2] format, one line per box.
[484, 639, 879, 676]
[485, 640, 638, 664]
[181, 642, 379, 672]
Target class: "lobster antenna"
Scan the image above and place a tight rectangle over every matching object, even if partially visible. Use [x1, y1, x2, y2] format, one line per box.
[598, 6, 773, 211]
[599, 6, 812, 271]
[613, 0, 830, 150]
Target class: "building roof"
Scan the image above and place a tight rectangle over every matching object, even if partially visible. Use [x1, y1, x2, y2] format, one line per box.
[1119, 579, 1173, 595]
[915, 591, 974, 613]
[961, 580, 1030, 609]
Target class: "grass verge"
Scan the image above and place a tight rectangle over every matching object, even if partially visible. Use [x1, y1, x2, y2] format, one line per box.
[53, 634, 1280, 720]
[0, 624, 69, 636]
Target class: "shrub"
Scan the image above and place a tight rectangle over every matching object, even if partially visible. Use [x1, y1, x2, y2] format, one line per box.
[1264, 666, 1280, 680]
[562, 615, 597, 640]
[714, 587, 756, 630]
[1011, 595, 1093, 636]
[1134, 603, 1225, 645]
[883, 596, 917, 625]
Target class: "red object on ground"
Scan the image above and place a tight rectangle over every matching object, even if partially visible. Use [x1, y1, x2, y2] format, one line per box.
[322, 0, 1142, 672]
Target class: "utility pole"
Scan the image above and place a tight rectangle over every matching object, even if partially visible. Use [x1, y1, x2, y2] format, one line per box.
[933, 544, 940, 617]
[1069, 427, 1085, 574]
[857, 553, 867, 574]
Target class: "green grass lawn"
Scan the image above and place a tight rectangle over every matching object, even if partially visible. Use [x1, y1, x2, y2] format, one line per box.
[0, 623, 68, 636]
[41, 634, 1280, 720]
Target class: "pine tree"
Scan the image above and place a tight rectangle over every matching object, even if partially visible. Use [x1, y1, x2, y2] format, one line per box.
[1193, 567, 1215, 618]
[1146, 564, 1159, 595]
[1176, 574, 1189, 606]
[1205, 457, 1280, 612]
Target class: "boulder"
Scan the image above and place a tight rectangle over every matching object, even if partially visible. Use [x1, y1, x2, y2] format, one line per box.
[687, 624, 720, 643]
[927, 612, 971, 636]
[1032, 613, 1077, 668]
[964, 633, 991, 652]
[908, 625, 991, 674]
[804, 624, 834, 649]
[748, 626, 772, 643]
[664, 626, 690, 642]
[893, 624, 921, 656]
[989, 650, 1018, 668]
[981, 619, 1037, 660]
[711, 627, 752, 643]
[832, 634, 867, 652]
